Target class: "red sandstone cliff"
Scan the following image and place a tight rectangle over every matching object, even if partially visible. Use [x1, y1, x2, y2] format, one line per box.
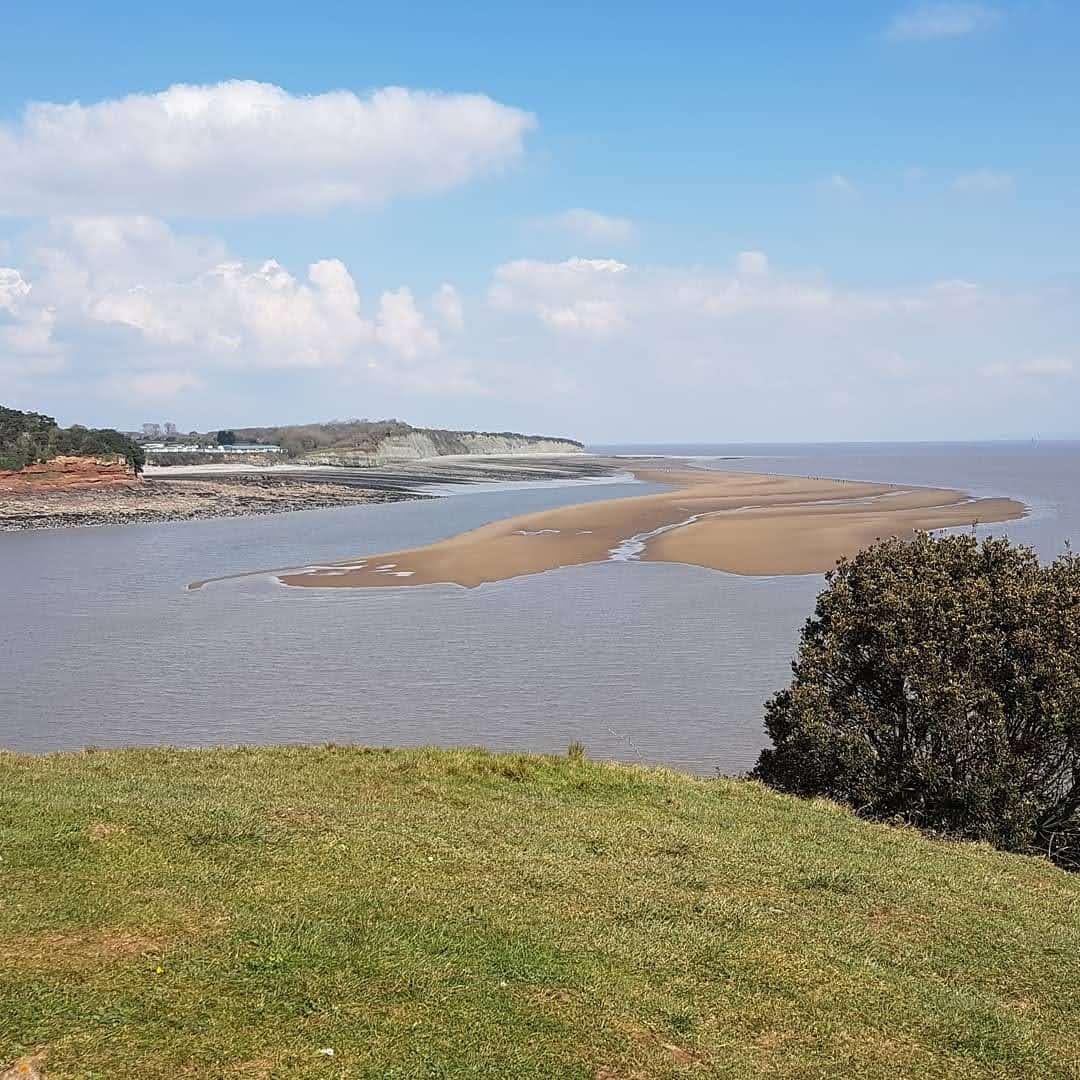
[0, 455, 137, 494]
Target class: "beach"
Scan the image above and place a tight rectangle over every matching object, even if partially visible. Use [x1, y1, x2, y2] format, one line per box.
[278, 463, 1027, 588]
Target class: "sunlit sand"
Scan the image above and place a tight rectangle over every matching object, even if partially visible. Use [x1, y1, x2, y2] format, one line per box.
[277, 465, 1026, 589]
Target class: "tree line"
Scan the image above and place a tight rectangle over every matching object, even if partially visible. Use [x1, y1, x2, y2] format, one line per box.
[0, 405, 145, 474]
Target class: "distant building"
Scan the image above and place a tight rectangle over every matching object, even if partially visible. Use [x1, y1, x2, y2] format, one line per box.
[142, 423, 162, 437]
[164, 422, 178, 436]
[142, 442, 286, 455]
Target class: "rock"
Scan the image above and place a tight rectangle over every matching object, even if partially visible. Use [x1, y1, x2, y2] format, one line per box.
[0, 455, 136, 494]
[0, 1050, 47, 1079]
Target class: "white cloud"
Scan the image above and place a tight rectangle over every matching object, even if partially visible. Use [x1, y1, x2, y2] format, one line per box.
[541, 208, 637, 245]
[432, 283, 465, 331]
[490, 256, 627, 300]
[0, 81, 535, 218]
[5, 224, 1079, 439]
[489, 257, 629, 336]
[539, 300, 626, 336]
[106, 371, 206, 401]
[490, 254, 966, 333]
[88, 256, 377, 368]
[374, 287, 440, 359]
[983, 357, 1075, 379]
[734, 251, 769, 277]
[2, 216, 454, 404]
[475, 254, 1079, 437]
[0, 267, 32, 312]
[952, 169, 1015, 194]
[885, 3, 1002, 41]
[0, 266, 62, 372]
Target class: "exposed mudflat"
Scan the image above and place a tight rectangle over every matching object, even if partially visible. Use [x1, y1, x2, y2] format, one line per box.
[276, 464, 1027, 589]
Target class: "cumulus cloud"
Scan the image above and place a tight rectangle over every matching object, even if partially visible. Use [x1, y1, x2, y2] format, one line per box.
[0, 267, 32, 312]
[432, 283, 465, 331]
[885, 3, 1002, 41]
[734, 251, 769, 277]
[0, 266, 63, 374]
[0, 81, 535, 218]
[374, 287, 440, 359]
[540, 208, 637, 245]
[87, 257, 377, 368]
[0, 216, 456, 404]
[473, 254, 1077, 436]
[5, 223, 1079, 438]
[487, 253, 989, 333]
[489, 257, 629, 336]
[952, 169, 1015, 193]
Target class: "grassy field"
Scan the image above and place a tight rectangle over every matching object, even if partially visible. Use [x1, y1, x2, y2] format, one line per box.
[1, 746, 1077, 1079]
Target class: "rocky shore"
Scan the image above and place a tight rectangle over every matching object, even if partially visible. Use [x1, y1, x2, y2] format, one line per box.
[0, 455, 624, 531]
[0, 454, 135, 492]
[0, 474, 413, 531]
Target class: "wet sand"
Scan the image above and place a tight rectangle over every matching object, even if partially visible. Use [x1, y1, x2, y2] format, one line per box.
[277, 465, 1026, 589]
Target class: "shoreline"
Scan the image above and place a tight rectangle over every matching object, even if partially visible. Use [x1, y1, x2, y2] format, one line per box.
[275, 463, 1027, 589]
[0, 454, 623, 532]
[0, 474, 416, 532]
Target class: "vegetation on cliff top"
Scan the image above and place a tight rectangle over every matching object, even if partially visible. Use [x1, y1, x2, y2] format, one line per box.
[214, 418, 584, 458]
[2, 746, 1076, 1078]
[0, 405, 144, 474]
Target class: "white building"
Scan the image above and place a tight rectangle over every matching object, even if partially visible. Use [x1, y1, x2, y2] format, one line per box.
[142, 442, 286, 455]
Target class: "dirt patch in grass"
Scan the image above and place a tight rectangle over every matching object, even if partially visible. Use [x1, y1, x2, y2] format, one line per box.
[5, 926, 182, 971]
[0, 1050, 47, 1080]
[87, 822, 129, 841]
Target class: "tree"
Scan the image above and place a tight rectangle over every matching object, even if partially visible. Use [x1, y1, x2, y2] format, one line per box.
[753, 533, 1080, 868]
[216, 430, 237, 446]
[0, 405, 57, 470]
[1, 407, 144, 475]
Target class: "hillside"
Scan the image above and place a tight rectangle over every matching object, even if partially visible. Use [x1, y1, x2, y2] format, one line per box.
[2, 746, 1076, 1079]
[219, 419, 584, 464]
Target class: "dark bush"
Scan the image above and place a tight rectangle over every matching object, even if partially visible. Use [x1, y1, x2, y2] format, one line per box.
[753, 533, 1080, 868]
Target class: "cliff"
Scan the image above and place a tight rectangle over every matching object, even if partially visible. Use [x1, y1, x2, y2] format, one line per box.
[0, 454, 137, 493]
[299, 430, 584, 466]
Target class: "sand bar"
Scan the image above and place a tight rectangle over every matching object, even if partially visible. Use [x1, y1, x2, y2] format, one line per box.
[276, 464, 1026, 589]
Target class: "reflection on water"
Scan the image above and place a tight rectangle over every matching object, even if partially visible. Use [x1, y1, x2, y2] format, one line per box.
[2, 443, 1078, 773]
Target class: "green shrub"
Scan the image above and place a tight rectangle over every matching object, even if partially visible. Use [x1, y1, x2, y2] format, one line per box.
[754, 533, 1080, 868]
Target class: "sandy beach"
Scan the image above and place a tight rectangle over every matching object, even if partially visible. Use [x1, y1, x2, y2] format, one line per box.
[277, 464, 1026, 589]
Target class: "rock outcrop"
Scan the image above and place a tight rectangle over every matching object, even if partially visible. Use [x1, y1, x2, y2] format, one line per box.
[301, 432, 584, 467]
[0, 455, 136, 494]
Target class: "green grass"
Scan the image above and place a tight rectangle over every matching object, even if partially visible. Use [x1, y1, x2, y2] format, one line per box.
[1, 746, 1077, 1079]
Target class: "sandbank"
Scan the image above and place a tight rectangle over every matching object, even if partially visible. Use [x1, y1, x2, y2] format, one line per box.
[277, 465, 1026, 589]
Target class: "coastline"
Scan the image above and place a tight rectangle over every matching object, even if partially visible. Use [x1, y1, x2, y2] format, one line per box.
[277, 463, 1027, 588]
[0, 473, 415, 532]
[0, 454, 621, 532]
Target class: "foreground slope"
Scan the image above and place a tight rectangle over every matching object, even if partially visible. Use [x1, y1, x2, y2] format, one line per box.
[1, 747, 1076, 1079]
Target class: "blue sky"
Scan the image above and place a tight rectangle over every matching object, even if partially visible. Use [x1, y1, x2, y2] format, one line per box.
[0, 2, 1077, 440]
